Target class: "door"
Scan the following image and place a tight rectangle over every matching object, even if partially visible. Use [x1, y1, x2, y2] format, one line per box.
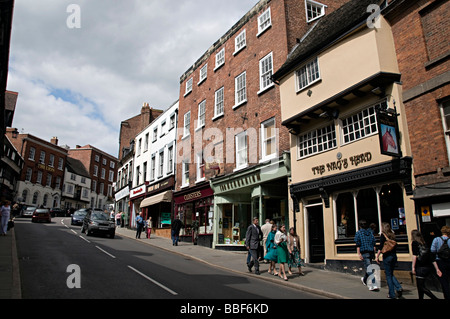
[306, 204, 325, 263]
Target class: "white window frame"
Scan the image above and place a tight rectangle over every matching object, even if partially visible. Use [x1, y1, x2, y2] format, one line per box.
[158, 151, 164, 178]
[296, 57, 321, 92]
[197, 100, 206, 130]
[196, 152, 206, 182]
[198, 64, 208, 85]
[297, 123, 337, 159]
[258, 52, 274, 94]
[153, 128, 158, 142]
[214, 87, 224, 119]
[235, 131, 248, 171]
[440, 99, 450, 161]
[167, 146, 174, 174]
[305, 0, 326, 23]
[28, 147, 35, 161]
[341, 102, 382, 145]
[234, 29, 246, 55]
[39, 151, 46, 164]
[215, 48, 225, 70]
[183, 111, 191, 138]
[234, 71, 247, 109]
[257, 7, 272, 37]
[261, 117, 278, 161]
[150, 155, 156, 181]
[182, 161, 190, 187]
[185, 78, 193, 96]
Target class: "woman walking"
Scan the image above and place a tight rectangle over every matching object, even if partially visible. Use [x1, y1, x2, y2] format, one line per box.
[264, 224, 278, 276]
[376, 222, 403, 299]
[275, 224, 289, 281]
[411, 229, 439, 299]
[0, 200, 11, 236]
[146, 216, 152, 239]
[287, 227, 305, 276]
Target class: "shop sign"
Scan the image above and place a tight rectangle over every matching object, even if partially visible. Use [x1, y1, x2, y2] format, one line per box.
[175, 187, 214, 204]
[147, 177, 174, 195]
[377, 111, 401, 157]
[421, 206, 431, 222]
[218, 173, 261, 192]
[130, 186, 145, 199]
[38, 163, 55, 173]
[311, 152, 373, 176]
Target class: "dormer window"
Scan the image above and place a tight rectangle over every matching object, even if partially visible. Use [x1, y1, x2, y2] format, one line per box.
[305, 0, 326, 23]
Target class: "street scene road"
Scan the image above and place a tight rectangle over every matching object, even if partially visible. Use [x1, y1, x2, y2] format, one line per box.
[15, 217, 325, 300]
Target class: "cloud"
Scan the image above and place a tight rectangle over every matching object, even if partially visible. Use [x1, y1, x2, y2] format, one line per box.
[7, 0, 258, 157]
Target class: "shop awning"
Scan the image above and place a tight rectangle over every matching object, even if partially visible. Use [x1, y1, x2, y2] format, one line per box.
[140, 190, 172, 208]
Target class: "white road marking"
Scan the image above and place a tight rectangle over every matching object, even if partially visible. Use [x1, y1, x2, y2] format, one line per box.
[96, 246, 116, 259]
[127, 266, 178, 296]
[79, 235, 90, 243]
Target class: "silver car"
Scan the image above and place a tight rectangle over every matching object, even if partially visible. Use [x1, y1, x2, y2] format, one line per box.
[22, 206, 37, 218]
[81, 210, 115, 238]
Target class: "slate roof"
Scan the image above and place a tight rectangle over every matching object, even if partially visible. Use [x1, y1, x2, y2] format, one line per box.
[272, 0, 386, 81]
[66, 157, 90, 179]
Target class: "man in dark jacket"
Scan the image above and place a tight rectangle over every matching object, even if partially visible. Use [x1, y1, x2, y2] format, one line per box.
[171, 215, 183, 246]
[245, 217, 262, 275]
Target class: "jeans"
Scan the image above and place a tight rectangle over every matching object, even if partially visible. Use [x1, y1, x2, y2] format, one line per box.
[136, 224, 143, 238]
[171, 230, 179, 246]
[361, 252, 376, 287]
[436, 259, 450, 299]
[383, 254, 402, 298]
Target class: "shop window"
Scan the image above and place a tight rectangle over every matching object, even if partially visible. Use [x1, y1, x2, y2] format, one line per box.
[379, 183, 406, 235]
[336, 192, 356, 238]
[356, 188, 379, 231]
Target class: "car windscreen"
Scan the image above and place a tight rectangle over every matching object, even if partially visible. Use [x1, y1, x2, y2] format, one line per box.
[35, 209, 49, 214]
[74, 211, 87, 216]
[91, 212, 110, 221]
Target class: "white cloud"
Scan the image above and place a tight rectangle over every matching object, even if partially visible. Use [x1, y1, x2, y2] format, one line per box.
[7, 0, 258, 157]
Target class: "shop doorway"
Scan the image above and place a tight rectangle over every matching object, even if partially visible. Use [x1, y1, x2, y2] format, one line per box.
[305, 203, 325, 263]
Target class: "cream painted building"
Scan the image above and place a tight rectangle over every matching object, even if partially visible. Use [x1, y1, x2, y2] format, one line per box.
[273, 0, 415, 274]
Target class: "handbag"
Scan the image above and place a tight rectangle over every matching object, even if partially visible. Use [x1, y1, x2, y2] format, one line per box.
[381, 233, 397, 254]
[7, 219, 14, 230]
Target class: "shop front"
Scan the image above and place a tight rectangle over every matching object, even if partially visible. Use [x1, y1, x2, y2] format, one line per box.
[129, 184, 146, 228]
[173, 181, 214, 247]
[140, 176, 174, 239]
[210, 153, 290, 250]
[114, 185, 130, 227]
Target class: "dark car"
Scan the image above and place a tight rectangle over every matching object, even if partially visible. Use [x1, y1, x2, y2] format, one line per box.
[50, 208, 66, 217]
[81, 210, 115, 238]
[71, 209, 88, 226]
[31, 208, 52, 223]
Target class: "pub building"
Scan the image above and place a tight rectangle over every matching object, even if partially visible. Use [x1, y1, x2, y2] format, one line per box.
[272, 0, 416, 274]
[173, 181, 214, 247]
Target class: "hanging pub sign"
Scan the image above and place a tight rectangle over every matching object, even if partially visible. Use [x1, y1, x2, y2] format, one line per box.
[377, 110, 401, 157]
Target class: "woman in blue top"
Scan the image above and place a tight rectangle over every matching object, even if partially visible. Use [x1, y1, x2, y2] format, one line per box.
[0, 200, 11, 236]
[431, 225, 450, 299]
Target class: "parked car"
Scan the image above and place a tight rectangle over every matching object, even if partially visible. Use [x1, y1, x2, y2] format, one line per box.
[31, 208, 52, 223]
[50, 208, 65, 217]
[22, 206, 37, 218]
[71, 209, 88, 226]
[81, 210, 115, 238]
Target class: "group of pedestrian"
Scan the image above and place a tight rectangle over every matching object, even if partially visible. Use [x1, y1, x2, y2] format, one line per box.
[134, 212, 154, 239]
[113, 211, 126, 228]
[245, 218, 304, 281]
[356, 219, 450, 299]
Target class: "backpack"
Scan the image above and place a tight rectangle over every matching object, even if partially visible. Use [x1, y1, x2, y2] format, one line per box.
[417, 244, 432, 264]
[437, 237, 450, 260]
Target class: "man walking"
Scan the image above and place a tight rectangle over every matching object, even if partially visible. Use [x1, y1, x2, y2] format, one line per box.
[135, 212, 145, 239]
[245, 217, 262, 275]
[355, 219, 378, 291]
[261, 219, 272, 262]
[171, 215, 183, 246]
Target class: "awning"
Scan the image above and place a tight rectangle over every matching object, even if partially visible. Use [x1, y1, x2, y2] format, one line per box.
[140, 190, 172, 208]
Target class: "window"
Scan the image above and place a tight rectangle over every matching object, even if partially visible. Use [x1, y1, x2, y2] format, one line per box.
[199, 64, 207, 85]
[296, 57, 321, 91]
[185, 78, 193, 96]
[342, 102, 382, 144]
[259, 52, 274, 93]
[102, 158, 107, 165]
[161, 121, 166, 137]
[101, 168, 106, 179]
[298, 124, 337, 158]
[135, 166, 140, 186]
[109, 171, 114, 182]
[261, 118, 277, 160]
[234, 72, 247, 108]
[150, 155, 156, 181]
[158, 151, 164, 177]
[197, 100, 206, 129]
[137, 138, 142, 155]
[95, 155, 100, 162]
[183, 111, 191, 137]
[235, 131, 248, 170]
[46, 174, 52, 187]
[144, 133, 149, 152]
[214, 87, 224, 118]
[70, 173, 76, 181]
[32, 192, 39, 205]
[182, 161, 190, 187]
[215, 48, 225, 69]
[153, 128, 158, 142]
[305, 0, 326, 22]
[440, 100, 450, 159]
[56, 177, 61, 189]
[39, 151, 46, 164]
[58, 158, 64, 170]
[234, 30, 246, 55]
[26, 168, 32, 182]
[142, 162, 147, 182]
[93, 165, 98, 177]
[196, 152, 205, 182]
[167, 146, 174, 173]
[28, 147, 35, 161]
[49, 154, 55, 167]
[110, 161, 115, 169]
[170, 114, 176, 130]
[37, 171, 43, 184]
[257, 7, 272, 36]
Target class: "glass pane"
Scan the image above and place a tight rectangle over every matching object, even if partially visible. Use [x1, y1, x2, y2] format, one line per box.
[336, 192, 356, 238]
[379, 184, 406, 235]
[356, 188, 379, 232]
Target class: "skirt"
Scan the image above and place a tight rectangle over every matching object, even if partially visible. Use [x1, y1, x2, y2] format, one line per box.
[264, 245, 278, 262]
[277, 241, 289, 264]
[288, 247, 305, 268]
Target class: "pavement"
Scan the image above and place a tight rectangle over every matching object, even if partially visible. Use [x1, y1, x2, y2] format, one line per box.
[1, 222, 445, 299]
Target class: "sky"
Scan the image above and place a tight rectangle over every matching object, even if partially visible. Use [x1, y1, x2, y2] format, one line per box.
[7, 0, 259, 158]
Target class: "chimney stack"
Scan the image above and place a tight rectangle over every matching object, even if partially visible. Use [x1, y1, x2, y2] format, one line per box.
[51, 137, 58, 145]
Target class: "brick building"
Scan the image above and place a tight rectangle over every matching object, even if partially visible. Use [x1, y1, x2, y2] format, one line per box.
[174, 0, 350, 248]
[6, 129, 68, 208]
[68, 145, 118, 210]
[385, 0, 450, 240]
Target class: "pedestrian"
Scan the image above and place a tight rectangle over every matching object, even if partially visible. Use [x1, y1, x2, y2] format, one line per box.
[121, 211, 125, 228]
[275, 224, 289, 281]
[264, 223, 278, 276]
[261, 219, 272, 263]
[288, 227, 305, 276]
[109, 209, 115, 221]
[376, 222, 403, 299]
[135, 212, 145, 239]
[0, 200, 11, 236]
[355, 219, 378, 291]
[245, 217, 262, 275]
[430, 225, 450, 299]
[171, 215, 183, 246]
[146, 216, 152, 239]
[115, 211, 121, 227]
[411, 229, 439, 299]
